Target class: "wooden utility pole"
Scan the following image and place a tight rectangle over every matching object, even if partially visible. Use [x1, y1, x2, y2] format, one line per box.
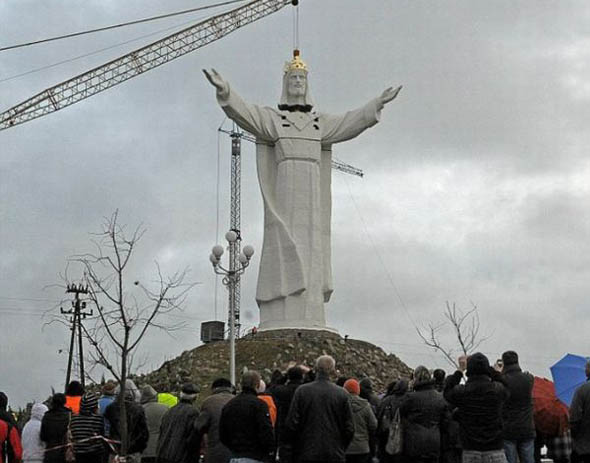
[61, 283, 92, 389]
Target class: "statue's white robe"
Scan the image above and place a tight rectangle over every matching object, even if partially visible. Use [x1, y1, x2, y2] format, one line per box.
[217, 85, 383, 330]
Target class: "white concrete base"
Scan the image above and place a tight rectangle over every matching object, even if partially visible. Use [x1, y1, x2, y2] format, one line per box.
[257, 321, 339, 334]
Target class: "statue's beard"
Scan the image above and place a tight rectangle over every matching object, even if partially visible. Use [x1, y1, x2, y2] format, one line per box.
[277, 103, 313, 112]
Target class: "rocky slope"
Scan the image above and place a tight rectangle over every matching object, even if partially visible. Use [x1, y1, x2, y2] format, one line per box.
[136, 329, 412, 402]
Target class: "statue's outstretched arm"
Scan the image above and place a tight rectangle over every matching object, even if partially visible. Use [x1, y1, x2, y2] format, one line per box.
[203, 68, 229, 99]
[203, 68, 276, 141]
[321, 84, 402, 146]
[379, 85, 403, 109]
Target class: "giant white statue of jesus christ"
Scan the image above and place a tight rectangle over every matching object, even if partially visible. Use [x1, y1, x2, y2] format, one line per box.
[204, 52, 401, 331]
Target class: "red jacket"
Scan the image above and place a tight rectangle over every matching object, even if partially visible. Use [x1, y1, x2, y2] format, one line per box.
[0, 419, 23, 463]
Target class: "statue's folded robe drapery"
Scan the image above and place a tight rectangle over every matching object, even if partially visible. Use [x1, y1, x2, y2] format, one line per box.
[217, 84, 383, 307]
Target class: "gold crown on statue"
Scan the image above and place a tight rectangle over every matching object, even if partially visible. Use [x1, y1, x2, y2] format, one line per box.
[284, 49, 308, 74]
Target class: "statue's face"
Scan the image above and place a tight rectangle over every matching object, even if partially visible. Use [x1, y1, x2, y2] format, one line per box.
[287, 70, 307, 98]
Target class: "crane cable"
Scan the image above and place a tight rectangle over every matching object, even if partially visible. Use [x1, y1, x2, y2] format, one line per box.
[292, 1, 300, 51]
[0, 0, 246, 53]
[0, 15, 210, 84]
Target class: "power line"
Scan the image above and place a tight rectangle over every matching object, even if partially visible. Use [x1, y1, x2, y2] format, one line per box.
[0, 0, 246, 53]
[0, 15, 208, 84]
[343, 177, 417, 328]
[0, 296, 61, 303]
[0, 307, 54, 312]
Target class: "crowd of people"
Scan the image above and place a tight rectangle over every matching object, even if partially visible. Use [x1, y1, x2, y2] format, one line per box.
[1, 349, 589, 463]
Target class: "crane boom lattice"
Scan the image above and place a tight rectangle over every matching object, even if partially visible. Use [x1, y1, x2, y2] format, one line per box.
[0, 0, 292, 131]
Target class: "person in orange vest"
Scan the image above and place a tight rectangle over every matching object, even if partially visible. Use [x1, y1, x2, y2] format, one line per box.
[64, 381, 84, 415]
[256, 380, 277, 428]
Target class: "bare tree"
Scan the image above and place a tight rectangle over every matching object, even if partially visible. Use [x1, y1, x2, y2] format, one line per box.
[71, 211, 194, 456]
[416, 301, 491, 369]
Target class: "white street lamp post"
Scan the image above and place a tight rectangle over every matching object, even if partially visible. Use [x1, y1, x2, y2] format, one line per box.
[210, 232, 254, 386]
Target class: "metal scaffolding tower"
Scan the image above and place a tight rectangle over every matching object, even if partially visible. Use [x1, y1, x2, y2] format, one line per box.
[229, 130, 243, 337]
[217, 125, 364, 339]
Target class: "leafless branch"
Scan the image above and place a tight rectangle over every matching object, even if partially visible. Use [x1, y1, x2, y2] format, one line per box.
[417, 301, 491, 369]
[416, 321, 459, 369]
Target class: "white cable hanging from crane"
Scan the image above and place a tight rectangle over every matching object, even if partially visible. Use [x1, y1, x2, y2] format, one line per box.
[292, 0, 300, 52]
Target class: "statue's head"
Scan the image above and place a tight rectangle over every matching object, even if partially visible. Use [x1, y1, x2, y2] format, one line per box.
[279, 50, 313, 111]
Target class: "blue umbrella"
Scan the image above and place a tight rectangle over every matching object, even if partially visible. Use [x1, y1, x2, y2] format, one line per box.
[550, 353, 588, 407]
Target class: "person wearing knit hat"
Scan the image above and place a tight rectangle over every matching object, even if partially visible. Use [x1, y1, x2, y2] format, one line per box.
[343, 378, 377, 463]
[156, 383, 201, 463]
[70, 392, 105, 463]
[466, 352, 491, 377]
[444, 353, 509, 463]
[500, 351, 535, 463]
[180, 383, 200, 401]
[344, 379, 361, 396]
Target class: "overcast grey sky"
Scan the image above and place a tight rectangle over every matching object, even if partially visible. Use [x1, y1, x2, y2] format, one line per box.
[2, 0, 590, 407]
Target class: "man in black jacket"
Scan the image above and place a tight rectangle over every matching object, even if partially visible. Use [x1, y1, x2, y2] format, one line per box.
[285, 355, 354, 463]
[157, 383, 201, 463]
[501, 351, 535, 463]
[104, 387, 149, 463]
[444, 353, 509, 463]
[271, 366, 304, 463]
[219, 371, 275, 463]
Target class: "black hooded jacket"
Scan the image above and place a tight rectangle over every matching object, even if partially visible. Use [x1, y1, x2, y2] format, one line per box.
[40, 405, 70, 463]
[399, 380, 449, 459]
[444, 370, 509, 451]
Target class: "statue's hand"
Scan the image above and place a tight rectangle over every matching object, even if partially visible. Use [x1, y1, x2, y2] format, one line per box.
[203, 68, 228, 94]
[380, 85, 402, 105]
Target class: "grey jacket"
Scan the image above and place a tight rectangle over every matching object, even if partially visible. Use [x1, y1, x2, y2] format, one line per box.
[346, 395, 377, 455]
[285, 377, 354, 463]
[570, 380, 590, 455]
[157, 400, 201, 463]
[141, 386, 169, 458]
[195, 388, 233, 463]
